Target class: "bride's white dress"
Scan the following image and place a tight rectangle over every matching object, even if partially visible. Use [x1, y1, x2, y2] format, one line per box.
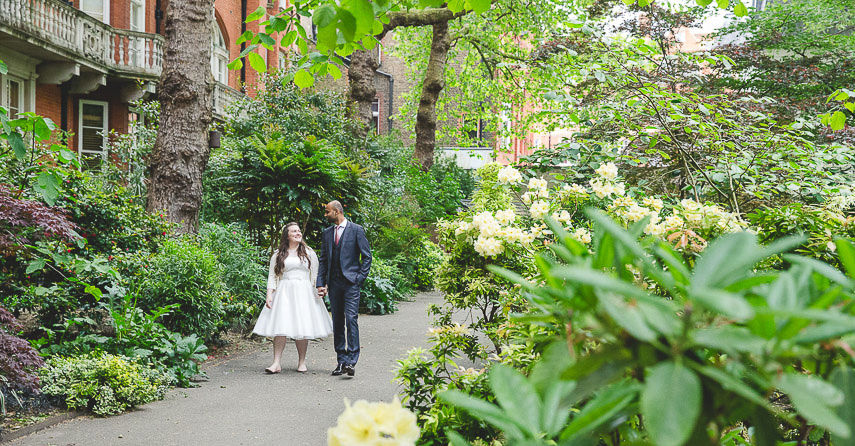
[252, 249, 333, 339]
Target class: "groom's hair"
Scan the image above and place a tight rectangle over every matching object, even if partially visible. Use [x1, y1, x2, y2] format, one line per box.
[329, 200, 344, 214]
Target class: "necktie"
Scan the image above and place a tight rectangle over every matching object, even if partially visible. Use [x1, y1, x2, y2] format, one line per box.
[335, 226, 341, 244]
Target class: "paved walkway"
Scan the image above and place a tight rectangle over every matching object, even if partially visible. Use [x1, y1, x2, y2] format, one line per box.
[9, 292, 443, 446]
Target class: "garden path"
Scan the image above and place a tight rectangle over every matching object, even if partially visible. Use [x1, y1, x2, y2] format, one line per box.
[8, 292, 443, 446]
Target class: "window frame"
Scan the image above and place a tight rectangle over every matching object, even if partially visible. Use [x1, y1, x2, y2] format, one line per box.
[78, 99, 109, 165]
[2, 75, 25, 119]
[211, 23, 229, 85]
[80, 0, 110, 24]
[129, 0, 145, 32]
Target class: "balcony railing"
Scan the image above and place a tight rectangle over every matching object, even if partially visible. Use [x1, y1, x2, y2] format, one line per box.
[213, 83, 246, 121]
[0, 0, 163, 76]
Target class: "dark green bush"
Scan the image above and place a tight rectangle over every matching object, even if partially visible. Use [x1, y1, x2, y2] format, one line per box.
[198, 223, 266, 330]
[134, 238, 226, 340]
[360, 257, 412, 315]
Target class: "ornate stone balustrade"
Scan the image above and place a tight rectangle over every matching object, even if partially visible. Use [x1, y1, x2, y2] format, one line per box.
[0, 0, 163, 77]
[213, 83, 246, 120]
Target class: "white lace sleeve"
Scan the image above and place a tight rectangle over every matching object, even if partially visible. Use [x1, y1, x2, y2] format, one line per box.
[267, 253, 278, 290]
[309, 248, 320, 297]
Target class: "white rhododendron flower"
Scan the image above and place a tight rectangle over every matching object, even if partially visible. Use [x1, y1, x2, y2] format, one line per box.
[327, 399, 419, 446]
[680, 199, 702, 211]
[562, 183, 588, 197]
[530, 201, 550, 220]
[528, 178, 548, 191]
[643, 197, 664, 212]
[536, 188, 550, 199]
[624, 205, 649, 223]
[497, 166, 523, 184]
[500, 226, 524, 243]
[470, 211, 495, 230]
[495, 209, 516, 225]
[595, 162, 618, 180]
[521, 192, 534, 205]
[590, 179, 616, 199]
[478, 219, 502, 238]
[614, 182, 626, 196]
[474, 236, 504, 257]
[571, 228, 592, 244]
[645, 222, 666, 237]
[664, 215, 684, 230]
[613, 196, 636, 208]
[552, 210, 571, 223]
[520, 230, 536, 245]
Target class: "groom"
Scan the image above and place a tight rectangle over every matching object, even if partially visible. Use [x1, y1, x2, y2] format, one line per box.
[316, 200, 372, 377]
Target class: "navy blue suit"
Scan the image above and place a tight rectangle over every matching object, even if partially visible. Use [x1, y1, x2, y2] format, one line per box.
[316, 221, 371, 366]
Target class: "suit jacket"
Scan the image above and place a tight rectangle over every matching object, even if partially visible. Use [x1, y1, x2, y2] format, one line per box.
[316, 221, 372, 287]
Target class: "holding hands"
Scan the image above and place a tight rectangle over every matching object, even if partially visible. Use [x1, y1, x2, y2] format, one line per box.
[317, 286, 327, 298]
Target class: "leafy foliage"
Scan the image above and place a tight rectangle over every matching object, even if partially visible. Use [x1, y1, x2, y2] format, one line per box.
[39, 352, 170, 416]
[0, 306, 44, 394]
[440, 211, 855, 446]
[135, 237, 226, 340]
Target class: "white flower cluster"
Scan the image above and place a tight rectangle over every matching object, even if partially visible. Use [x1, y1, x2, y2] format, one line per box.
[455, 209, 539, 257]
[497, 166, 523, 185]
[327, 399, 420, 446]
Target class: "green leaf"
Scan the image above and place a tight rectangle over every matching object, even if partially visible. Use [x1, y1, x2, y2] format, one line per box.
[34, 172, 60, 205]
[327, 63, 342, 79]
[830, 367, 855, 446]
[777, 373, 849, 438]
[782, 254, 852, 287]
[691, 326, 765, 355]
[245, 6, 266, 22]
[26, 258, 46, 274]
[258, 32, 276, 49]
[641, 362, 702, 446]
[345, 0, 374, 37]
[694, 365, 770, 408]
[830, 111, 846, 131]
[695, 0, 713, 5]
[313, 4, 336, 28]
[734, 1, 748, 17]
[490, 365, 541, 436]
[599, 292, 657, 342]
[0, 59, 7, 74]
[293, 69, 314, 88]
[469, 0, 491, 14]
[59, 149, 77, 163]
[316, 21, 338, 52]
[337, 9, 357, 42]
[845, 102, 855, 113]
[637, 0, 650, 6]
[836, 237, 855, 280]
[247, 52, 267, 73]
[690, 287, 754, 320]
[34, 118, 51, 141]
[8, 131, 26, 160]
[562, 380, 639, 439]
[439, 390, 526, 439]
[446, 430, 471, 446]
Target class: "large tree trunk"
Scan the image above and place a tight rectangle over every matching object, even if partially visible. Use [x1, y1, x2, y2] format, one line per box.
[347, 49, 379, 138]
[414, 21, 452, 171]
[147, 0, 214, 234]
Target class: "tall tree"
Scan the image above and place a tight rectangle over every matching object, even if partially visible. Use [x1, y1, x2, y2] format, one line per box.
[147, 0, 215, 233]
[347, 7, 468, 169]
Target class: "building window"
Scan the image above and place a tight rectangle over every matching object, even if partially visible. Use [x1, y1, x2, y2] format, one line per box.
[3, 77, 24, 119]
[211, 23, 229, 84]
[371, 100, 380, 133]
[465, 117, 484, 145]
[80, 0, 110, 24]
[373, 42, 383, 66]
[130, 0, 145, 32]
[78, 100, 109, 168]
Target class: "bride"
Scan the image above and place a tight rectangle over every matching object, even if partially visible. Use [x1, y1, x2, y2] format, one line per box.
[252, 222, 333, 373]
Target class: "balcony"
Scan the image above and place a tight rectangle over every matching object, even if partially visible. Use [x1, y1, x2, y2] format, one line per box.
[213, 83, 246, 121]
[0, 0, 163, 78]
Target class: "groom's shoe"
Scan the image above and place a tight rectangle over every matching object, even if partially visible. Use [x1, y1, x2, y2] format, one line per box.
[343, 364, 355, 377]
[331, 364, 344, 376]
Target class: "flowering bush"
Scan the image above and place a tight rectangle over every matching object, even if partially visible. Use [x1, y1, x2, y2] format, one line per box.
[327, 398, 420, 446]
[457, 162, 748, 260]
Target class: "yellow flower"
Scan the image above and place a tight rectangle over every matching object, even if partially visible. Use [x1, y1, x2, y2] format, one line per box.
[328, 399, 420, 446]
[528, 177, 549, 191]
[495, 209, 516, 225]
[474, 236, 504, 257]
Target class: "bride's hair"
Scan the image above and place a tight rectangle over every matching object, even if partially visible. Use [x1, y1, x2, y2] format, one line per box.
[274, 222, 311, 276]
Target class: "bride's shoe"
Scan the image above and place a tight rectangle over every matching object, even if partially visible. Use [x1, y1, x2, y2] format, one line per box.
[264, 367, 281, 374]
